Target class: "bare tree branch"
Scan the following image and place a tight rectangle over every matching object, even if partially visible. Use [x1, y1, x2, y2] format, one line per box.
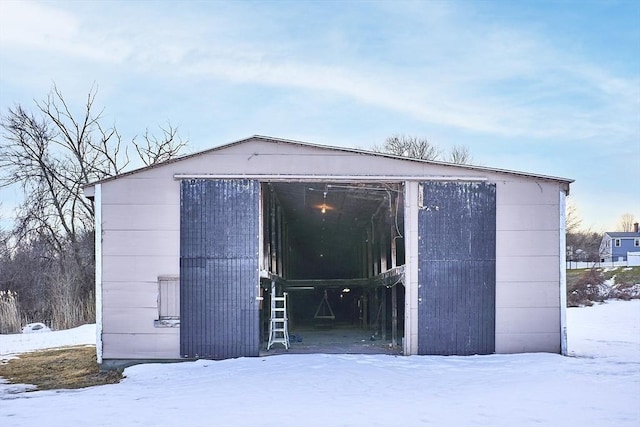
[133, 122, 187, 166]
[373, 134, 440, 160]
[448, 145, 472, 164]
[374, 135, 473, 165]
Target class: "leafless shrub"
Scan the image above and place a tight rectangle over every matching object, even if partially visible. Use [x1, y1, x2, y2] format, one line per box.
[567, 268, 607, 307]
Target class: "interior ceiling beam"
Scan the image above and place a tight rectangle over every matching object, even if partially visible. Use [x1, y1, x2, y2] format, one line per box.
[267, 266, 405, 289]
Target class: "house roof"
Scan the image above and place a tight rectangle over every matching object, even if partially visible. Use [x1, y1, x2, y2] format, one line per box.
[83, 135, 574, 189]
[604, 232, 640, 238]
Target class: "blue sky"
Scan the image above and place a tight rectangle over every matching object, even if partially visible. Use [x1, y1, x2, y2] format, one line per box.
[0, 0, 638, 231]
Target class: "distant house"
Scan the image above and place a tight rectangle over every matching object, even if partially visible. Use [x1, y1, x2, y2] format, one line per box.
[599, 224, 640, 262]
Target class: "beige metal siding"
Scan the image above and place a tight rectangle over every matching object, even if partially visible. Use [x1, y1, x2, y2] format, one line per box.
[100, 175, 181, 359]
[496, 282, 559, 307]
[102, 333, 180, 359]
[102, 255, 178, 282]
[101, 204, 180, 231]
[497, 230, 559, 257]
[102, 231, 179, 257]
[494, 179, 561, 353]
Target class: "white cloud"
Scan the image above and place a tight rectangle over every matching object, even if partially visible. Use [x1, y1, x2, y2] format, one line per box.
[0, 0, 130, 63]
[1, 1, 637, 145]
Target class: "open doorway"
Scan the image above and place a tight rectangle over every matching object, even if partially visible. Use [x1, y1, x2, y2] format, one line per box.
[259, 181, 406, 355]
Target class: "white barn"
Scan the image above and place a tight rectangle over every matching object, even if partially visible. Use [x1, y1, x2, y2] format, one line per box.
[83, 136, 572, 368]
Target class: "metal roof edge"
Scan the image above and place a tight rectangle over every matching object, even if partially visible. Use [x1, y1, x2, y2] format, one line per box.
[83, 135, 260, 189]
[83, 134, 574, 190]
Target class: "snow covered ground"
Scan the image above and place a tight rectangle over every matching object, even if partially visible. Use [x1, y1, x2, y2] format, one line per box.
[0, 324, 95, 358]
[1, 300, 639, 427]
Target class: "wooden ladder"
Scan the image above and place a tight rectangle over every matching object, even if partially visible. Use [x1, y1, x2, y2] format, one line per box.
[267, 281, 290, 350]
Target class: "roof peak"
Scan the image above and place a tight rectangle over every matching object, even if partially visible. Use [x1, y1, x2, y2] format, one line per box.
[83, 135, 574, 189]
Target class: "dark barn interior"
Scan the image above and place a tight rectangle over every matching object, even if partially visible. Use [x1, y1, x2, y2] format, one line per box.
[260, 182, 406, 354]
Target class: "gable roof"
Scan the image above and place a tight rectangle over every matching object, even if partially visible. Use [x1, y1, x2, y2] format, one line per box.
[604, 232, 640, 238]
[84, 135, 574, 189]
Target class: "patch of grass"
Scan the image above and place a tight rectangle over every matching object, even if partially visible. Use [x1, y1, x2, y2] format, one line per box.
[0, 346, 122, 391]
[602, 266, 640, 283]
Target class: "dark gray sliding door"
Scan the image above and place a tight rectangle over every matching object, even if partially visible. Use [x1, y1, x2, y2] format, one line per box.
[180, 179, 260, 359]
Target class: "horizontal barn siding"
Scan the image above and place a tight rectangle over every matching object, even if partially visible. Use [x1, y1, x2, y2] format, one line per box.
[102, 333, 180, 359]
[497, 204, 559, 231]
[496, 282, 560, 308]
[102, 282, 158, 309]
[496, 230, 560, 257]
[496, 256, 560, 282]
[102, 256, 178, 282]
[102, 231, 179, 257]
[101, 307, 178, 334]
[101, 178, 180, 205]
[496, 333, 560, 353]
[100, 174, 182, 359]
[496, 308, 560, 333]
[101, 204, 179, 231]
[494, 179, 562, 353]
[496, 180, 560, 205]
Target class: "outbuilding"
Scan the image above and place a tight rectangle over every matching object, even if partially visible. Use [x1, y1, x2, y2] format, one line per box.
[83, 136, 572, 368]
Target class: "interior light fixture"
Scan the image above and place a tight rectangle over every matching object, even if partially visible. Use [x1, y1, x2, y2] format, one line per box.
[314, 203, 333, 213]
[322, 190, 327, 214]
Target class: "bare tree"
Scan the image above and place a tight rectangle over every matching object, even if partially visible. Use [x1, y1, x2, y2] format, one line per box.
[374, 135, 440, 160]
[133, 123, 186, 166]
[0, 84, 187, 328]
[448, 145, 472, 164]
[565, 200, 601, 262]
[565, 201, 583, 234]
[617, 213, 637, 232]
[374, 134, 473, 164]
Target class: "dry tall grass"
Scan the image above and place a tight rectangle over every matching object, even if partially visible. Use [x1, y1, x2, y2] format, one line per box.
[51, 292, 95, 330]
[0, 346, 122, 390]
[0, 290, 22, 333]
